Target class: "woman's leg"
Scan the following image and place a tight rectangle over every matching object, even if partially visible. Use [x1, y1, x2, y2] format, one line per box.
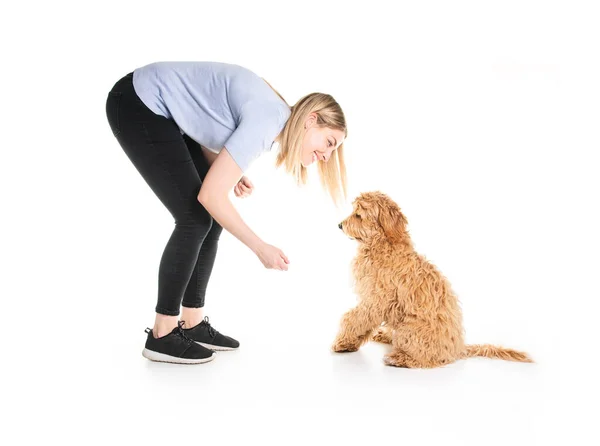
[180, 222, 223, 326]
[180, 135, 224, 327]
[106, 73, 214, 337]
[171, 136, 239, 350]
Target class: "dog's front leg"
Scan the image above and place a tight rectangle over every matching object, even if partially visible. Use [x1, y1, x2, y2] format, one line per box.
[332, 305, 380, 352]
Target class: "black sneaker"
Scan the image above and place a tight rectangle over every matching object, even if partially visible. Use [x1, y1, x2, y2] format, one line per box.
[183, 316, 240, 351]
[142, 321, 216, 364]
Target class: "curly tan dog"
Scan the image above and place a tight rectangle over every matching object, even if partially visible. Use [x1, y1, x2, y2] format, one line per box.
[332, 191, 532, 368]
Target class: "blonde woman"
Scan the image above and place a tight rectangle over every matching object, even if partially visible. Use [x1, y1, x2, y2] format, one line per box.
[105, 62, 347, 364]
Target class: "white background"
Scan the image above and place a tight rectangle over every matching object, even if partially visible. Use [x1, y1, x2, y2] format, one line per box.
[2, 0, 599, 444]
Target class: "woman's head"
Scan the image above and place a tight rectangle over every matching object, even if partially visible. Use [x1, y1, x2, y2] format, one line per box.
[300, 112, 346, 167]
[272, 89, 348, 206]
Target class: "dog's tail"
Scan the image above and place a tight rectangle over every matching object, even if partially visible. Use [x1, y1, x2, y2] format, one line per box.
[462, 344, 533, 363]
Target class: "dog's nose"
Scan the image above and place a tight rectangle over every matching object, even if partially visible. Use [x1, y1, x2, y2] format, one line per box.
[338, 222, 343, 230]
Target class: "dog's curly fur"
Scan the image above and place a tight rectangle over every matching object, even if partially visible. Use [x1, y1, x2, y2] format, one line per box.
[332, 191, 533, 368]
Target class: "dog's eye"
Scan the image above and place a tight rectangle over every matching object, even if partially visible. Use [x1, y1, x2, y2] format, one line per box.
[355, 213, 362, 219]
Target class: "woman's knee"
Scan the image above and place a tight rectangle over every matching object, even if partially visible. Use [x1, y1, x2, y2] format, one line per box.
[206, 222, 223, 241]
[175, 210, 213, 237]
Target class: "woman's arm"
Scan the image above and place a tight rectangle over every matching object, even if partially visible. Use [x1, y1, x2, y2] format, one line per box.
[197, 148, 262, 252]
[198, 148, 289, 270]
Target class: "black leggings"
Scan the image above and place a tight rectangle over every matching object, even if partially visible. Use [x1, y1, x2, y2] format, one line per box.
[105, 72, 223, 316]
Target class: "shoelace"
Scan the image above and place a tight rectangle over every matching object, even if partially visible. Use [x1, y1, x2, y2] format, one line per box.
[175, 320, 194, 345]
[201, 316, 218, 338]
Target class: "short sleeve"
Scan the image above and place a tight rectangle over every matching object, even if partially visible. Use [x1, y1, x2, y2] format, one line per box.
[224, 104, 286, 172]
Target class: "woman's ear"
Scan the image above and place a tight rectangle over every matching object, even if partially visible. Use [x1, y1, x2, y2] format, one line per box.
[305, 113, 317, 129]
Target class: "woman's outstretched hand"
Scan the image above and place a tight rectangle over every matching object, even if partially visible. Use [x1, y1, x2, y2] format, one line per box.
[255, 242, 290, 271]
[234, 176, 254, 198]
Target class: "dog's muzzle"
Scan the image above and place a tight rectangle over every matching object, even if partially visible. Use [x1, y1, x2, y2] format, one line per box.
[338, 222, 343, 230]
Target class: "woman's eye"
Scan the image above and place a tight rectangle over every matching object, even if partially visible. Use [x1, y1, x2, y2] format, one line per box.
[328, 140, 333, 147]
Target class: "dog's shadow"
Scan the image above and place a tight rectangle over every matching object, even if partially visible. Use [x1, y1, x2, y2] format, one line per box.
[330, 342, 393, 374]
[330, 341, 468, 381]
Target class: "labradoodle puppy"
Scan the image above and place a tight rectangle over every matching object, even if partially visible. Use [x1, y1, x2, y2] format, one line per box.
[332, 191, 532, 368]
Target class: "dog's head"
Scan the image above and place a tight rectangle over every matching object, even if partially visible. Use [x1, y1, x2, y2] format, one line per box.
[338, 191, 409, 244]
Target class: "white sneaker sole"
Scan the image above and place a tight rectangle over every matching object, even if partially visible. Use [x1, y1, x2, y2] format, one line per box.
[142, 348, 216, 364]
[195, 341, 239, 351]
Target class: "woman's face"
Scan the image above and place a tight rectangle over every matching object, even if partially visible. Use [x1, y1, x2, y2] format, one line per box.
[301, 113, 345, 167]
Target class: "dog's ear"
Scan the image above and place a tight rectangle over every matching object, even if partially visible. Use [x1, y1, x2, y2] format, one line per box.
[378, 202, 408, 243]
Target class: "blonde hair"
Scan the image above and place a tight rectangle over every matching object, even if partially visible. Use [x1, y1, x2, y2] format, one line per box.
[263, 79, 348, 206]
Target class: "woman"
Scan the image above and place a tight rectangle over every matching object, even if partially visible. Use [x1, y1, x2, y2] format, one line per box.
[105, 61, 347, 364]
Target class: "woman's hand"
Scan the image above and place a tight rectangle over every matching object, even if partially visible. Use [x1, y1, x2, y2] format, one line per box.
[255, 242, 290, 271]
[234, 176, 254, 198]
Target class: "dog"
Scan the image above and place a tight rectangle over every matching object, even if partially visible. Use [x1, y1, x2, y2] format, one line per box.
[332, 191, 532, 368]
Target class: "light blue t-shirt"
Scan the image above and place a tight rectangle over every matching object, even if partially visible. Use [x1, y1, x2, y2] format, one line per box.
[132, 61, 291, 172]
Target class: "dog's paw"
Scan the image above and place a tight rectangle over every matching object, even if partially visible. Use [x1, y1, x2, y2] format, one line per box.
[372, 327, 393, 344]
[383, 353, 408, 367]
[331, 340, 359, 353]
